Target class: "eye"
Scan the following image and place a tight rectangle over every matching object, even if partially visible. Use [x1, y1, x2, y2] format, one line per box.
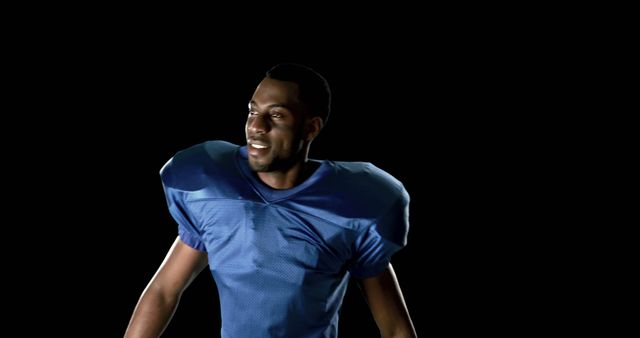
[271, 112, 284, 119]
[248, 110, 257, 116]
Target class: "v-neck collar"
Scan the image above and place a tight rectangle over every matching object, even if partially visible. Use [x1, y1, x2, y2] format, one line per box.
[236, 146, 330, 203]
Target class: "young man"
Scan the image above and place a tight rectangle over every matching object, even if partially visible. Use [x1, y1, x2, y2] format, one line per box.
[125, 63, 416, 338]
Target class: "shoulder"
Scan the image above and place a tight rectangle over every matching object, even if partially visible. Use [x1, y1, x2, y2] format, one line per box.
[329, 161, 409, 210]
[319, 161, 410, 245]
[160, 140, 239, 190]
[332, 161, 407, 196]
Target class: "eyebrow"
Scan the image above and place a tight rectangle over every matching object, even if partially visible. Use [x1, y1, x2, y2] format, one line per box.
[249, 101, 290, 110]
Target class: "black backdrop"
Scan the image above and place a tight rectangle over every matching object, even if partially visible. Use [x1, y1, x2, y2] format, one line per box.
[5, 13, 590, 336]
[24, 44, 533, 336]
[108, 57, 429, 337]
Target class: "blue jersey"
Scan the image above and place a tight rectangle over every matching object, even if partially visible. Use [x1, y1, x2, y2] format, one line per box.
[161, 141, 409, 338]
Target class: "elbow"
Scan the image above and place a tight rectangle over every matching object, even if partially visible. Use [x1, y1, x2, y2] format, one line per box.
[381, 324, 417, 338]
[384, 332, 416, 338]
[144, 279, 182, 306]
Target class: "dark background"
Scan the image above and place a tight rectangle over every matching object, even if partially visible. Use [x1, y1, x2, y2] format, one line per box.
[106, 56, 432, 337]
[14, 35, 547, 336]
[5, 8, 611, 334]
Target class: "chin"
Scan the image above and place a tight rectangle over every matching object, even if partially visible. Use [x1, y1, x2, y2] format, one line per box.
[248, 158, 271, 172]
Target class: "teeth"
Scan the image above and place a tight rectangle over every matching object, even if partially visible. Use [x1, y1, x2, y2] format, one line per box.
[251, 143, 267, 149]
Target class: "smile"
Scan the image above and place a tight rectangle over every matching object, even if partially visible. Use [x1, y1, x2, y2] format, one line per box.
[248, 140, 269, 149]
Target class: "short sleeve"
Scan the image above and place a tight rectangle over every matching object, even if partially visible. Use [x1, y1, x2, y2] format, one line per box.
[349, 189, 409, 278]
[160, 158, 206, 252]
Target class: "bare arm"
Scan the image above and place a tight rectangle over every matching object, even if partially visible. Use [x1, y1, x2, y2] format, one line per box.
[361, 264, 417, 338]
[124, 236, 208, 338]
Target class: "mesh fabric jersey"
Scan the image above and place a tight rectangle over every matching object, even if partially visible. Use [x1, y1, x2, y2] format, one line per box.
[161, 141, 409, 338]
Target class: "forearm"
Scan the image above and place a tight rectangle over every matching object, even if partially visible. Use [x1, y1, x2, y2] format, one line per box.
[374, 299, 417, 338]
[363, 266, 417, 338]
[379, 319, 417, 338]
[124, 285, 180, 338]
[378, 299, 416, 338]
[381, 327, 417, 338]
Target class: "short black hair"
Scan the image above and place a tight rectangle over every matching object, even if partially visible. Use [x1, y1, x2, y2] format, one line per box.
[266, 63, 331, 124]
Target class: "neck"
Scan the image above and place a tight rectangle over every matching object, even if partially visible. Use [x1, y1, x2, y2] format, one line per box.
[257, 159, 318, 190]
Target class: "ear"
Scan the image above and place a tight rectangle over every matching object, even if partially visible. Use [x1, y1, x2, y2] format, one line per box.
[305, 116, 323, 142]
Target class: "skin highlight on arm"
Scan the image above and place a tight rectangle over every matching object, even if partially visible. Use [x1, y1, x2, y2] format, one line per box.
[361, 264, 417, 338]
[124, 237, 208, 338]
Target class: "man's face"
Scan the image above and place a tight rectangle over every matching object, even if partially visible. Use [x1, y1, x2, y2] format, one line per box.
[245, 78, 309, 172]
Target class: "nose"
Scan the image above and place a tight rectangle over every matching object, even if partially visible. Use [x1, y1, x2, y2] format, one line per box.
[247, 114, 270, 134]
